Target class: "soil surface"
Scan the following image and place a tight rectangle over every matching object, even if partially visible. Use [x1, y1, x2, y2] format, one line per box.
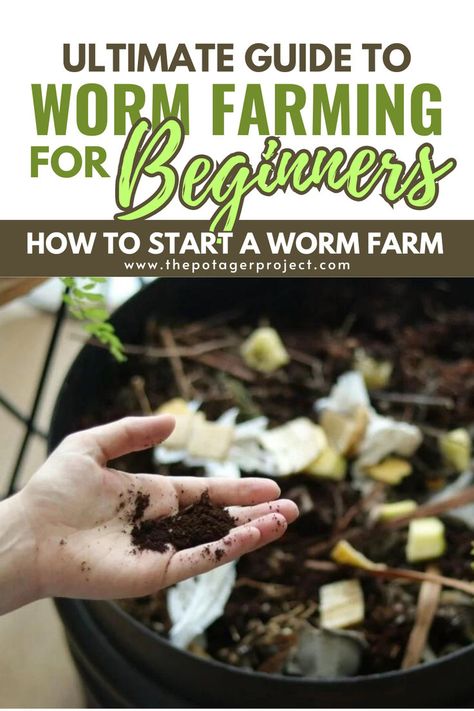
[75, 280, 474, 677]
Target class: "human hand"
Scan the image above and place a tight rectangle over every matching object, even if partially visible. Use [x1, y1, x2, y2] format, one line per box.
[0, 416, 298, 613]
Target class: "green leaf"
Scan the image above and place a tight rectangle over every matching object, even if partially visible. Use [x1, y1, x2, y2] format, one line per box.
[61, 277, 75, 288]
[60, 277, 126, 363]
[84, 308, 109, 321]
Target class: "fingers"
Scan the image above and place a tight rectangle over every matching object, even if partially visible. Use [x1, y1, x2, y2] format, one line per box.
[162, 513, 288, 587]
[228, 499, 299, 526]
[171, 476, 281, 508]
[67, 415, 175, 463]
[129, 473, 179, 519]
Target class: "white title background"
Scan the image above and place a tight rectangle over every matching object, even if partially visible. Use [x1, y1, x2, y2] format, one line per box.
[0, 0, 471, 220]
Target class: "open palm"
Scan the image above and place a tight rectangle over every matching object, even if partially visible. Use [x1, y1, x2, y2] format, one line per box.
[19, 416, 297, 601]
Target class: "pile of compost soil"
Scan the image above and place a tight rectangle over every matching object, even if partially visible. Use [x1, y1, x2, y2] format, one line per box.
[77, 280, 474, 676]
[131, 491, 235, 555]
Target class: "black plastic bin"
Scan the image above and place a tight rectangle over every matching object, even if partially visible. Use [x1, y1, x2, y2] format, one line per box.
[50, 278, 474, 708]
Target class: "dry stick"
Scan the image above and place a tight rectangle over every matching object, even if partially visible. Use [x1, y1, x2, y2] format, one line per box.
[334, 483, 385, 534]
[372, 391, 455, 409]
[304, 560, 474, 596]
[173, 309, 242, 338]
[308, 485, 474, 557]
[234, 577, 294, 598]
[160, 327, 193, 400]
[130, 376, 153, 415]
[192, 351, 256, 382]
[384, 485, 474, 530]
[401, 565, 442, 669]
[81, 336, 237, 360]
[287, 347, 321, 367]
[306, 523, 368, 557]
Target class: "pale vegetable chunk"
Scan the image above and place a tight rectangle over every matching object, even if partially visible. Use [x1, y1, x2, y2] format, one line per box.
[305, 446, 347, 480]
[240, 327, 290, 373]
[365, 457, 412, 485]
[406, 517, 446, 563]
[187, 420, 235, 461]
[157, 398, 192, 416]
[259, 418, 327, 476]
[353, 348, 393, 390]
[157, 398, 199, 450]
[439, 428, 471, 472]
[331, 540, 386, 571]
[161, 413, 193, 450]
[320, 406, 368, 456]
[375, 500, 417, 521]
[320, 579, 365, 629]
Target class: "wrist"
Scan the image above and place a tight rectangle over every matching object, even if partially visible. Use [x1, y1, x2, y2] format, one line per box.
[0, 491, 39, 614]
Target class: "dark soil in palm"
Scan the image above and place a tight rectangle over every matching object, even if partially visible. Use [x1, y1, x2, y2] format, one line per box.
[131, 491, 235, 555]
[77, 280, 474, 676]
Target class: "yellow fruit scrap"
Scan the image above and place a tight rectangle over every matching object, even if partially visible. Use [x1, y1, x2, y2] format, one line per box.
[353, 348, 393, 390]
[439, 428, 472, 472]
[320, 405, 369, 457]
[375, 499, 417, 522]
[187, 419, 235, 461]
[406, 517, 446, 563]
[157, 398, 191, 416]
[240, 327, 290, 373]
[319, 579, 365, 629]
[157, 399, 232, 459]
[365, 457, 412, 485]
[305, 446, 347, 480]
[157, 400, 201, 450]
[330, 540, 386, 571]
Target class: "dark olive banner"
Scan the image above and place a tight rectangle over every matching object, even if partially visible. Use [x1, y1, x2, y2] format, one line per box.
[0, 220, 473, 277]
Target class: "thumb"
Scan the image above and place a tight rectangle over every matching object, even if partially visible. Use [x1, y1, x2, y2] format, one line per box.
[63, 415, 175, 463]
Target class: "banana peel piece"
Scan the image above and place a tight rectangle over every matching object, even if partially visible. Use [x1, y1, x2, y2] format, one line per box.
[305, 446, 347, 480]
[320, 579, 365, 630]
[320, 406, 369, 457]
[331, 540, 386, 571]
[365, 457, 412, 485]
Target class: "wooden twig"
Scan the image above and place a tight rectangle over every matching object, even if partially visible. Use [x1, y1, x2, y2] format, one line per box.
[79, 336, 237, 360]
[192, 351, 256, 382]
[304, 559, 474, 596]
[401, 565, 442, 669]
[160, 327, 192, 400]
[130, 376, 153, 415]
[335, 483, 385, 533]
[234, 578, 294, 598]
[308, 485, 474, 557]
[173, 309, 242, 337]
[385, 486, 474, 530]
[306, 526, 366, 558]
[372, 391, 455, 410]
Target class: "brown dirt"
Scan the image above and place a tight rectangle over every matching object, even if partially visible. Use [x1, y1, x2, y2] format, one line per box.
[131, 491, 235, 556]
